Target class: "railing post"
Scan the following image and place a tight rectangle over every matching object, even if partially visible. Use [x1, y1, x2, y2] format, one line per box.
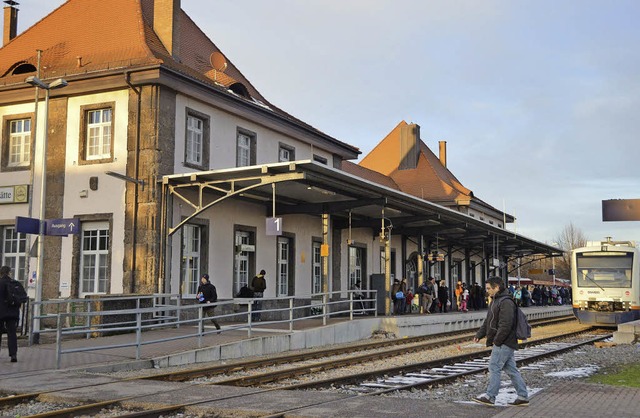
[349, 292, 354, 320]
[198, 306, 203, 348]
[135, 311, 142, 360]
[85, 300, 92, 339]
[374, 290, 378, 317]
[322, 293, 328, 326]
[289, 298, 294, 332]
[247, 303, 252, 338]
[55, 314, 62, 369]
[28, 301, 36, 345]
[176, 295, 182, 329]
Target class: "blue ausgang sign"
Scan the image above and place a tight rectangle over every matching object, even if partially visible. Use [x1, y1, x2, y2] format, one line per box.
[46, 218, 80, 236]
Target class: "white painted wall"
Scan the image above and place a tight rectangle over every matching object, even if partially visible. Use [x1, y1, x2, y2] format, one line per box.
[58, 90, 130, 296]
[173, 95, 333, 173]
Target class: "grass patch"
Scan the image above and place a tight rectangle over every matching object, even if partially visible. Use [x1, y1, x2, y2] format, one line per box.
[588, 362, 640, 388]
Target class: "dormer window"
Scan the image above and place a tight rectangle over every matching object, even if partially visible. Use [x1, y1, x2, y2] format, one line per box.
[12, 63, 37, 75]
[228, 82, 250, 98]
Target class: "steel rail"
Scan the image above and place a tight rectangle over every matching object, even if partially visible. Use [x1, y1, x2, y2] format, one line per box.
[0, 315, 576, 418]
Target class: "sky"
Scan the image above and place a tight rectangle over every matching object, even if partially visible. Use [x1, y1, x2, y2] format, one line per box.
[14, 0, 640, 245]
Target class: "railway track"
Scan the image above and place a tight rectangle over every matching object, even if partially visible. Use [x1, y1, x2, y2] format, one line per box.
[0, 317, 587, 418]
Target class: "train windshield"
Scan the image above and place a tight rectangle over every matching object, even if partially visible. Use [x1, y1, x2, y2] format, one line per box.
[576, 252, 633, 288]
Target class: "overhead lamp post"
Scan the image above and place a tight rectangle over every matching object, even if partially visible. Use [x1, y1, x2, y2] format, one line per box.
[551, 242, 559, 287]
[25, 75, 68, 343]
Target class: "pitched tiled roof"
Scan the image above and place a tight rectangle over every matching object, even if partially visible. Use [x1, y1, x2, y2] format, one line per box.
[359, 121, 472, 205]
[0, 0, 359, 155]
[0, 0, 160, 82]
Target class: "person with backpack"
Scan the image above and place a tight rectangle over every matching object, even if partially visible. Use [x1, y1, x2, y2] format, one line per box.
[196, 274, 220, 330]
[417, 279, 433, 314]
[0, 265, 28, 363]
[472, 276, 529, 407]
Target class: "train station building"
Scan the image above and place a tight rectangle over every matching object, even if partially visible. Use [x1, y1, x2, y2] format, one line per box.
[0, 0, 558, 309]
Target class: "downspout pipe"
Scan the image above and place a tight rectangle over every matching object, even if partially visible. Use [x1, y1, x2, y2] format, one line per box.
[124, 70, 141, 294]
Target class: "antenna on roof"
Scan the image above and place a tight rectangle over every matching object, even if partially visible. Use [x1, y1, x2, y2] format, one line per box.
[210, 51, 227, 82]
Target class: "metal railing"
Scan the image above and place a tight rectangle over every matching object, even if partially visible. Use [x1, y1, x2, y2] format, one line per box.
[28, 290, 377, 369]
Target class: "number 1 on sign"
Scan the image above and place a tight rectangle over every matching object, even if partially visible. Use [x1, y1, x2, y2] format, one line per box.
[266, 217, 283, 236]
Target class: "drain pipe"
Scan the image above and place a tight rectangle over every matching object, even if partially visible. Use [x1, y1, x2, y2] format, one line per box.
[124, 70, 142, 294]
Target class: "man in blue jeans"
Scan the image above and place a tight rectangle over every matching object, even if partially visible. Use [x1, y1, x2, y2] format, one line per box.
[473, 276, 529, 407]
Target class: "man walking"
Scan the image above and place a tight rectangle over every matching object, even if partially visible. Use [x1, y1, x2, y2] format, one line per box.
[473, 276, 529, 407]
[0, 265, 27, 363]
[196, 274, 220, 330]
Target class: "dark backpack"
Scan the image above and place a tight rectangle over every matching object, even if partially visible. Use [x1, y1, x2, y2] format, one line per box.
[5, 279, 28, 307]
[417, 283, 428, 295]
[500, 298, 531, 341]
[236, 285, 254, 298]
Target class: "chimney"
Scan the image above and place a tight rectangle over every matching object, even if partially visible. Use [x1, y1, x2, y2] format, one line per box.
[154, 0, 181, 58]
[399, 123, 420, 170]
[3, 0, 18, 46]
[438, 140, 447, 167]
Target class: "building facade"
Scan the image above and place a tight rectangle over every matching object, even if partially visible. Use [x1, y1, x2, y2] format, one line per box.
[0, 0, 557, 308]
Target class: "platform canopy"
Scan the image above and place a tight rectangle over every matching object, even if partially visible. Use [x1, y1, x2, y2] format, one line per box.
[161, 160, 561, 259]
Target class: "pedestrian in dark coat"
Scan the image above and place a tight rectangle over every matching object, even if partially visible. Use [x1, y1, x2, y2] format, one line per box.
[473, 277, 528, 406]
[437, 280, 449, 313]
[196, 274, 220, 330]
[0, 265, 23, 362]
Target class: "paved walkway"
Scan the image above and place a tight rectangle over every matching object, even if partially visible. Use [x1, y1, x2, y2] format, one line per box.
[2, 306, 637, 417]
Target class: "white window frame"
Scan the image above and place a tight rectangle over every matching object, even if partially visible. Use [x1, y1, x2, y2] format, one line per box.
[277, 237, 290, 296]
[86, 108, 112, 160]
[2, 226, 27, 284]
[278, 143, 295, 162]
[186, 115, 203, 165]
[312, 242, 322, 294]
[237, 132, 252, 167]
[349, 246, 363, 288]
[451, 262, 459, 282]
[181, 224, 201, 295]
[434, 262, 443, 281]
[234, 231, 252, 293]
[8, 119, 31, 167]
[79, 222, 110, 297]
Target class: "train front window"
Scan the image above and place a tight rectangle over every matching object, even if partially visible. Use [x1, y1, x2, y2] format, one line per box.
[576, 252, 633, 288]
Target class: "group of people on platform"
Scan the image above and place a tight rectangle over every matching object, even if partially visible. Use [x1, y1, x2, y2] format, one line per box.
[390, 277, 572, 315]
[515, 284, 572, 307]
[391, 277, 488, 315]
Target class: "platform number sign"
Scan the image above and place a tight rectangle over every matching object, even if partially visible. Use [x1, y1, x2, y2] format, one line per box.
[266, 217, 283, 236]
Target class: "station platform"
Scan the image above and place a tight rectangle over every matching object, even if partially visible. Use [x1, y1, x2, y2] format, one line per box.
[1, 305, 637, 418]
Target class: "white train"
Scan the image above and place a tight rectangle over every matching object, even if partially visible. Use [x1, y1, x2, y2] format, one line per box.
[571, 238, 640, 326]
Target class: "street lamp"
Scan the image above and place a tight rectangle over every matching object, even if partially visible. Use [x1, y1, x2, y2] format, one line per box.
[551, 242, 559, 287]
[25, 75, 68, 343]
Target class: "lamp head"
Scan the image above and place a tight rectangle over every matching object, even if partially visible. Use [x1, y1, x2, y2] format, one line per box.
[25, 75, 47, 89]
[49, 78, 68, 89]
[24, 76, 68, 90]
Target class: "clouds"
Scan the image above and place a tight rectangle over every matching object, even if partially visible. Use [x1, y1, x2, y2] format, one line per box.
[17, 0, 640, 242]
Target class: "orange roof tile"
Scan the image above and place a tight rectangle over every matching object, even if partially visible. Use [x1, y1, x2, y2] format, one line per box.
[358, 121, 473, 205]
[0, 0, 359, 155]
